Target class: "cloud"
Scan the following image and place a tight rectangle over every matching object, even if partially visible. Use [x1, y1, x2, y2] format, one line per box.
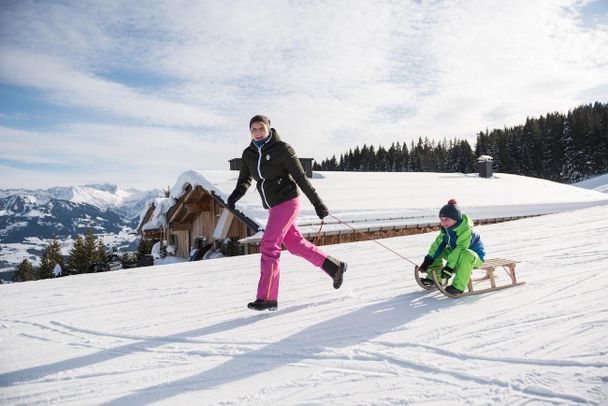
[0, 48, 227, 127]
[0, 124, 240, 189]
[1, 0, 607, 189]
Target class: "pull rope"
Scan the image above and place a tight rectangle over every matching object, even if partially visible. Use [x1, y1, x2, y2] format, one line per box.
[327, 214, 419, 267]
[312, 219, 324, 245]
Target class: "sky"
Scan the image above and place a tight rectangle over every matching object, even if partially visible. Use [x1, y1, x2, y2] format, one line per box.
[1, 0, 607, 190]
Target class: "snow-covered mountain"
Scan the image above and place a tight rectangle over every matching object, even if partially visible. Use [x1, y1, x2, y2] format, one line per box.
[0, 195, 127, 243]
[0, 184, 161, 272]
[0, 184, 161, 220]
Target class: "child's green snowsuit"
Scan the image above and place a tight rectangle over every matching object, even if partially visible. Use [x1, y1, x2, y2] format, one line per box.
[424, 214, 485, 291]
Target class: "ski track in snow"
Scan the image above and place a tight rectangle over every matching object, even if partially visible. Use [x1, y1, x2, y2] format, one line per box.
[1, 206, 608, 405]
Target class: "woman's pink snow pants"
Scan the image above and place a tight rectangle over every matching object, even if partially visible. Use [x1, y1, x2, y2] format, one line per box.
[256, 197, 328, 301]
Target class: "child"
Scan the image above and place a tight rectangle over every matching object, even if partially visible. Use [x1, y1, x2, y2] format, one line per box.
[419, 199, 485, 295]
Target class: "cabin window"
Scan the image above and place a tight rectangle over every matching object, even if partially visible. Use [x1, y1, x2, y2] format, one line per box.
[169, 234, 178, 250]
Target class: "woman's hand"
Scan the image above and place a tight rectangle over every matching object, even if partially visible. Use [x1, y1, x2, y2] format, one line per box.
[314, 201, 329, 219]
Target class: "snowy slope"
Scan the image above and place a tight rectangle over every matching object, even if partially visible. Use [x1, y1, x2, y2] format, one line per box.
[146, 170, 608, 240]
[575, 173, 608, 193]
[1, 205, 607, 405]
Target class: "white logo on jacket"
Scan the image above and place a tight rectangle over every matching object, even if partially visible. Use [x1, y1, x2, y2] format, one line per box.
[266, 154, 270, 160]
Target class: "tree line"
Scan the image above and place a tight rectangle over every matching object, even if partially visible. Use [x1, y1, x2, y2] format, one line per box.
[314, 102, 608, 183]
[12, 229, 154, 282]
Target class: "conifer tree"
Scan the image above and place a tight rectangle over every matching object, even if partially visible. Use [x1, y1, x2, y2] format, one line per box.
[38, 239, 63, 279]
[84, 228, 97, 271]
[560, 118, 582, 182]
[344, 149, 354, 171]
[376, 146, 388, 171]
[120, 251, 137, 267]
[460, 140, 476, 172]
[313, 101, 607, 182]
[420, 137, 434, 171]
[67, 235, 89, 274]
[364, 145, 375, 171]
[435, 139, 448, 172]
[14, 259, 36, 282]
[95, 240, 107, 263]
[409, 140, 420, 171]
[399, 142, 410, 171]
[387, 142, 399, 171]
[352, 146, 361, 171]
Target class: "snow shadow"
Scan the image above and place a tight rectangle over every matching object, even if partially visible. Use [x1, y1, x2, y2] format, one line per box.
[0, 302, 313, 386]
[102, 292, 437, 405]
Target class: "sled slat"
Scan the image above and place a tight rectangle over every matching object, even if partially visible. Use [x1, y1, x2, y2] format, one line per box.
[426, 258, 524, 298]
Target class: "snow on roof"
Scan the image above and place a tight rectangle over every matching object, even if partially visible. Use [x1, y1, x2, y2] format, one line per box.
[140, 197, 173, 232]
[139, 170, 608, 238]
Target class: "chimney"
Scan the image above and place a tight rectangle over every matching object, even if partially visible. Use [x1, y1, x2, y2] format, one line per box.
[477, 155, 493, 178]
[229, 158, 242, 171]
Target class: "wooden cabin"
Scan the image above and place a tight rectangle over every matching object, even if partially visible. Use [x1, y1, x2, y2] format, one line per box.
[162, 184, 259, 258]
[138, 197, 172, 241]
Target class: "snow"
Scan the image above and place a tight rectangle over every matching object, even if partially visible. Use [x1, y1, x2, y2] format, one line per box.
[575, 173, 608, 193]
[1, 199, 607, 403]
[150, 241, 161, 258]
[152, 256, 187, 266]
[141, 170, 608, 241]
[56, 185, 154, 215]
[52, 264, 62, 277]
[0, 244, 40, 268]
[212, 209, 234, 240]
[140, 197, 172, 232]
[0, 221, 28, 235]
[0, 229, 137, 271]
[23, 210, 50, 218]
[0, 185, 161, 220]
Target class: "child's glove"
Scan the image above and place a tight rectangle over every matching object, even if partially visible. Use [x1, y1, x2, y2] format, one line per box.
[441, 266, 454, 280]
[419, 256, 434, 272]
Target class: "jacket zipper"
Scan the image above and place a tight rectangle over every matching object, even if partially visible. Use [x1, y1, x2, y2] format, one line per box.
[256, 145, 270, 208]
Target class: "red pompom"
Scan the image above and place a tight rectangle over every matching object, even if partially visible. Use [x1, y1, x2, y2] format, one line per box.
[447, 199, 457, 204]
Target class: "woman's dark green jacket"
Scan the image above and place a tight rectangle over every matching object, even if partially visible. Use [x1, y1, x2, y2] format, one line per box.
[228, 129, 323, 210]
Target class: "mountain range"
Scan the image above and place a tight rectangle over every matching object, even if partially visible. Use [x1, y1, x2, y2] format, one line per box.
[0, 184, 160, 220]
[0, 184, 161, 273]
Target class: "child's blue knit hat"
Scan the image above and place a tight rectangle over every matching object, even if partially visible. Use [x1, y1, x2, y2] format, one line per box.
[439, 199, 462, 222]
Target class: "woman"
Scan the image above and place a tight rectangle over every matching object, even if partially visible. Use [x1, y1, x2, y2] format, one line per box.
[227, 115, 347, 311]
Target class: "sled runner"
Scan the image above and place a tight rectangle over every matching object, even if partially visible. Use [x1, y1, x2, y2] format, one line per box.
[414, 265, 443, 290]
[415, 258, 525, 297]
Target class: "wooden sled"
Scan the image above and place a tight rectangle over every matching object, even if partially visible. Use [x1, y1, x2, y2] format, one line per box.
[414, 265, 443, 290]
[416, 258, 525, 298]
